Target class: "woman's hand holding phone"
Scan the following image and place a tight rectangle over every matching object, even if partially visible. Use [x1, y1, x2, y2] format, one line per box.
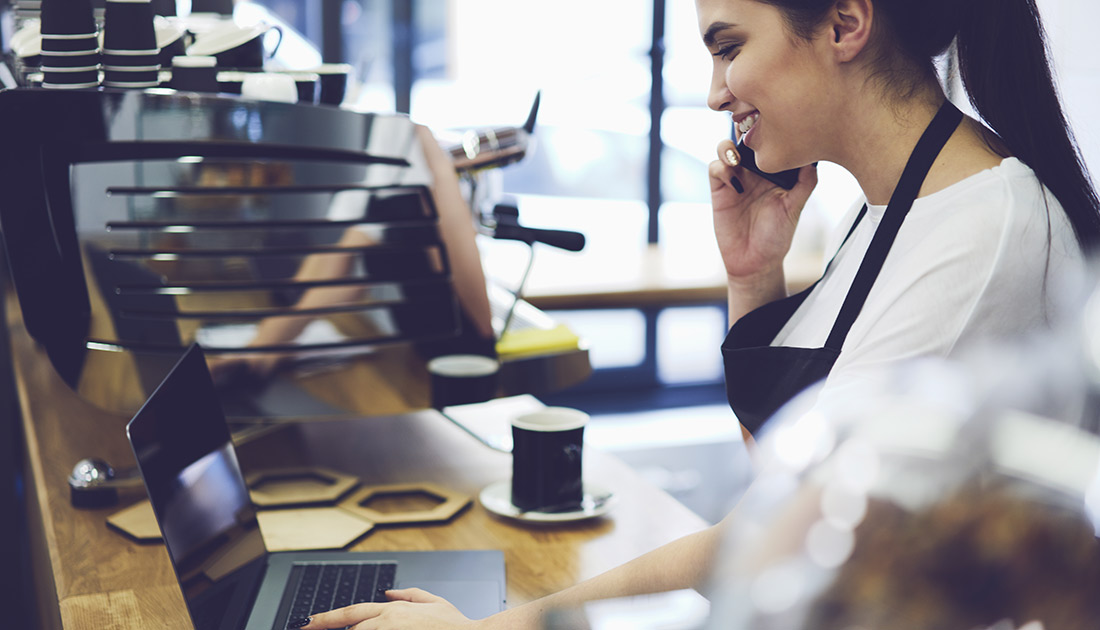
[707, 137, 817, 307]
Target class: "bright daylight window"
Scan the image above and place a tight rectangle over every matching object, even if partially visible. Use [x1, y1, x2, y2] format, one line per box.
[250, 0, 860, 406]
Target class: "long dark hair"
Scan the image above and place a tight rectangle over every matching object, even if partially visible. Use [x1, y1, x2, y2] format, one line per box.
[758, 0, 1100, 252]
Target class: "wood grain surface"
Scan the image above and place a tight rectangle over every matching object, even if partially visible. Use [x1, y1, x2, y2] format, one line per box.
[9, 293, 709, 628]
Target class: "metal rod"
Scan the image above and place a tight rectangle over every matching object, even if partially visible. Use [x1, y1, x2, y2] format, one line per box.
[500, 243, 536, 336]
[647, 0, 667, 245]
[393, 0, 415, 114]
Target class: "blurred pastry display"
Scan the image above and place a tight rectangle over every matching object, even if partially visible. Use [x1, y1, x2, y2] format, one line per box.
[705, 326, 1100, 630]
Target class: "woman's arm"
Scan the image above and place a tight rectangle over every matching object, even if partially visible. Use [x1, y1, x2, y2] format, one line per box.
[301, 520, 728, 630]
[485, 521, 726, 628]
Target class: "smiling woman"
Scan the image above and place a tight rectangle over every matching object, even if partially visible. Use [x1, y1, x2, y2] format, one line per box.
[294, 1, 1100, 628]
[699, 0, 1098, 435]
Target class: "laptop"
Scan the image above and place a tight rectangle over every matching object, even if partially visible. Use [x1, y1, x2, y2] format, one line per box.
[125, 344, 506, 630]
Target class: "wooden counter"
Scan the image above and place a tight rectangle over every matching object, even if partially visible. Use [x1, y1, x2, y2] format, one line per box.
[10, 302, 709, 628]
[489, 242, 823, 312]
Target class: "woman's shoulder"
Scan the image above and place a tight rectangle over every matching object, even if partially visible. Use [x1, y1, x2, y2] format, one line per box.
[907, 157, 1082, 267]
[827, 158, 1080, 262]
[913, 158, 1068, 230]
[920, 157, 1037, 205]
[832, 159, 1044, 243]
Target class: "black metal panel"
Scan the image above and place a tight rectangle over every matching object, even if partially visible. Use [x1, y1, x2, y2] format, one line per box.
[0, 245, 35, 627]
[0, 88, 461, 416]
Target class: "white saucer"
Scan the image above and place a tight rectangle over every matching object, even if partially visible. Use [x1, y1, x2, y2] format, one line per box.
[479, 480, 615, 523]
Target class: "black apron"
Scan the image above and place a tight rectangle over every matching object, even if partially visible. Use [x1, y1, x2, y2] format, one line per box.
[722, 100, 963, 434]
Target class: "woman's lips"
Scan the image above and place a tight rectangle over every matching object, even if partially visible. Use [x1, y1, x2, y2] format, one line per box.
[738, 111, 760, 147]
[743, 120, 758, 148]
[735, 111, 759, 135]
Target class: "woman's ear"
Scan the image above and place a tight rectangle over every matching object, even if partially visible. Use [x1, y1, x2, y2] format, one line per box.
[829, 0, 873, 62]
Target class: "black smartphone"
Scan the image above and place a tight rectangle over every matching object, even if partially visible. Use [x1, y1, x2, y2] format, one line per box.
[735, 141, 800, 190]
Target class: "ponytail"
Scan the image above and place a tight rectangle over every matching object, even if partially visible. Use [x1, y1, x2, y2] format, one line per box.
[761, 0, 1100, 252]
[956, 0, 1100, 252]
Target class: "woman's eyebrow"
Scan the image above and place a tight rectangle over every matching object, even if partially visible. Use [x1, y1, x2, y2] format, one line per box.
[703, 21, 738, 47]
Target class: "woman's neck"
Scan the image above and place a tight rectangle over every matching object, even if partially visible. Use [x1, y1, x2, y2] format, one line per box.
[833, 88, 946, 206]
[829, 86, 1006, 206]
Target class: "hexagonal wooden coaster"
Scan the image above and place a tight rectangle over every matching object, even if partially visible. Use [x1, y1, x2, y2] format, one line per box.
[107, 499, 160, 541]
[246, 466, 360, 508]
[106, 500, 376, 551]
[339, 482, 471, 525]
[256, 507, 375, 552]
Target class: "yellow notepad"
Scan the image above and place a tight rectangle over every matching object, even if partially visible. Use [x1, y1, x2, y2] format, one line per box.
[496, 324, 581, 358]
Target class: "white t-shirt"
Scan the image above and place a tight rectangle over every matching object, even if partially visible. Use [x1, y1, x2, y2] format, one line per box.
[773, 158, 1084, 408]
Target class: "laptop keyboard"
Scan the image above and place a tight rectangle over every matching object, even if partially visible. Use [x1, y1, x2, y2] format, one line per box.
[281, 562, 396, 626]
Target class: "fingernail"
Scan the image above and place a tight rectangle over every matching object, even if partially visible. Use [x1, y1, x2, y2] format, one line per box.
[725, 148, 739, 167]
[730, 176, 744, 194]
[287, 617, 311, 629]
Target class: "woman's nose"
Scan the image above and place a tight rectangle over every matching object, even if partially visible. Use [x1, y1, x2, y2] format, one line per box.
[707, 73, 733, 112]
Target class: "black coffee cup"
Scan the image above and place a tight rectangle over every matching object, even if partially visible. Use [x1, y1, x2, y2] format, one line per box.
[427, 354, 500, 409]
[307, 63, 352, 106]
[42, 80, 99, 89]
[103, 66, 159, 87]
[510, 408, 588, 513]
[103, 0, 158, 53]
[43, 67, 100, 87]
[41, 34, 99, 53]
[187, 22, 282, 70]
[102, 51, 160, 68]
[40, 51, 100, 68]
[168, 55, 218, 92]
[40, 0, 96, 35]
[282, 71, 319, 104]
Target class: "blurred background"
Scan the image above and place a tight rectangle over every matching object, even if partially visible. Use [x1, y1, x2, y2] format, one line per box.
[232, 0, 1100, 413]
[4, 0, 1095, 524]
[1, 0, 1097, 551]
[227, 0, 861, 415]
[227, 0, 1100, 524]
[1, 1, 1099, 627]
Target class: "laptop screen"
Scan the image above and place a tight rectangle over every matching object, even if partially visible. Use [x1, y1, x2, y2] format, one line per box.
[127, 344, 267, 629]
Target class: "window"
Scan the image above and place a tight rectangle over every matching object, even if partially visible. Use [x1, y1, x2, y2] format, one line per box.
[248, 0, 862, 410]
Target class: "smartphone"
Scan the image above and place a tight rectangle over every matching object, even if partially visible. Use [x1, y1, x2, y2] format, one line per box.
[735, 141, 800, 190]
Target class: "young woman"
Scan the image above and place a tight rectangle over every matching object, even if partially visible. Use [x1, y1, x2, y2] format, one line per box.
[296, 0, 1100, 627]
[713, 0, 1098, 437]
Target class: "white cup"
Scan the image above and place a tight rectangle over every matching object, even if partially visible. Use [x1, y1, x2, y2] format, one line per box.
[240, 71, 297, 103]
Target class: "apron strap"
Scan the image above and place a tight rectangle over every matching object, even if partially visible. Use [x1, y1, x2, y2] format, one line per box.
[824, 101, 964, 351]
[823, 204, 868, 276]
